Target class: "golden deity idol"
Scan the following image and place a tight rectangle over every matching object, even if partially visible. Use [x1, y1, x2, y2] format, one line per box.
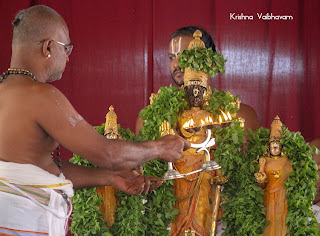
[255, 116, 293, 235]
[96, 105, 121, 227]
[161, 31, 228, 236]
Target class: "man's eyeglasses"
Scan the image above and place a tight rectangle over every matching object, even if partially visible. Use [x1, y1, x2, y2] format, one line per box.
[38, 39, 73, 56]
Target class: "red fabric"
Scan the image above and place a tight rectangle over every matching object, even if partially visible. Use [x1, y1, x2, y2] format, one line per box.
[1, 0, 319, 161]
[0, 1, 319, 235]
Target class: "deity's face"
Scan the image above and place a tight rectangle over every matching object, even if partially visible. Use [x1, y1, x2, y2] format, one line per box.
[270, 140, 282, 156]
[105, 132, 119, 140]
[185, 85, 206, 107]
[168, 36, 194, 86]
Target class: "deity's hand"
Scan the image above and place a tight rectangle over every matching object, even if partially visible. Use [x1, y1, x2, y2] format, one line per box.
[156, 135, 191, 162]
[159, 120, 175, 137]
[112, 169, 163, 195]
[255, 171, 267, 184]
[213, 175, 228, 185]
[259, 158, 266, 170]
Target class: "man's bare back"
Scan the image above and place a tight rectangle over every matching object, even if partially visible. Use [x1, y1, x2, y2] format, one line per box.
[0, 76, 61, 176]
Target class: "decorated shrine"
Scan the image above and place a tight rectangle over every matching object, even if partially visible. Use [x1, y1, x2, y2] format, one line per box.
[69, 31, 319, 236]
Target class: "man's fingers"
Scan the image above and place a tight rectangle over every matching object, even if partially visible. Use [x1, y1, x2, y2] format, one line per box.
[145, 176, 163, 182]
[142, 177, 150, 194]
[135, 165, 143, 175]
[181, 137, 191, 150]
[125, 169, 140, 178]
[149, 180, 163, 192]
[144, 176, 163, 192]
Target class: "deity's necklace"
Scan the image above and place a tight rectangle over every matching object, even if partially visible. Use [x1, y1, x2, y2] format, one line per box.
[0, 68, 37, 82]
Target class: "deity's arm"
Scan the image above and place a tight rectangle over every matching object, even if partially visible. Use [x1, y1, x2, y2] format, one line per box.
[255, 157, 267, 188]
[135, 114, 144, 137]
[135, 92, 159, 137]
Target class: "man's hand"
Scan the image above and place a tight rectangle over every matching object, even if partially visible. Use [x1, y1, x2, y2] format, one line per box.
[156, 135, 191, 162]
[112, 169, 163, 196]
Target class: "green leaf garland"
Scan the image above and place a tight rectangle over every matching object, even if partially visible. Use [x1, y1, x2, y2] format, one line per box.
[216, 125, 319, 235]
[69, 85, 318, 235]
[281, 126, 319, 235]
[69, 124, 112, 236]
[178, 47, 227, 78]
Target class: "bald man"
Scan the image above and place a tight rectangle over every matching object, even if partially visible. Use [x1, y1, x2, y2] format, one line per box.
[0, 5, 189, 235]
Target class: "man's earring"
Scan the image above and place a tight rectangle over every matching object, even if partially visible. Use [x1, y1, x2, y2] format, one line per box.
[46, 54, 51, 60]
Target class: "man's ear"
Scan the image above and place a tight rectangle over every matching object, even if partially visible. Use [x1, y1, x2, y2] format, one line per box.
[42, 40, 51, 58]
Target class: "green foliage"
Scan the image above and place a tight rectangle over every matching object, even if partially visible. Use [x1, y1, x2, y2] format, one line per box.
[138, 85, 188, 141]
[69, 86, 187, 235]
[134, 86, 187, 235]
[215, 124, 268, 236]
[281, 127, 319, 235]
[203, 89, 239, 117]
[69, 125, 112, 236]
[178, 46, 227, 78]
[218, 125, 319, 235]
[110, 192, 145, 236]
[70, 87, 319, 235]
[69, 186, 112, 236]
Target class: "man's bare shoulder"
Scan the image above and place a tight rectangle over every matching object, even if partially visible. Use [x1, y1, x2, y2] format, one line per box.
[26, 82, 73, 111]
[30, 82, 64, 99]
[237, 103, 260, 132]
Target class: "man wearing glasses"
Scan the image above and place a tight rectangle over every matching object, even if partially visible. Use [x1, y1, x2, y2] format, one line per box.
[0, 5, 190, 235]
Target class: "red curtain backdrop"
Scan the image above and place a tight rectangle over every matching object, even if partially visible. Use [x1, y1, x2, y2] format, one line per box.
[0, 0, 319, 159]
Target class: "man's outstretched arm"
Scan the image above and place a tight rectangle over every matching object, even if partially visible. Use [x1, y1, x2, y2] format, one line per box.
[34, 83, 190, 171]
[59, 160, 163, 195]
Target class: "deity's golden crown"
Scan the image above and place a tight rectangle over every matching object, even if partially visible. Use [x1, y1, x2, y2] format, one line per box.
[104, 105, 119, 135]
[184, 30, 208, 88]
[269, 115, 283, 142]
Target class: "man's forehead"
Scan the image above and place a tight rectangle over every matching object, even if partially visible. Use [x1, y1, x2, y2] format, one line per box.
[169, 36, 193, 55]
[55, 22, 71, 43]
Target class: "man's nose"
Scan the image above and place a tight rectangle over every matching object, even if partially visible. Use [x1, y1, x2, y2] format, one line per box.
[66, 55, 69, 62]
[173, 57, 180, 69]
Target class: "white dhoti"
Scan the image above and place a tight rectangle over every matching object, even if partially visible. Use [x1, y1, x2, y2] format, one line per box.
[0, 160, 73, 236]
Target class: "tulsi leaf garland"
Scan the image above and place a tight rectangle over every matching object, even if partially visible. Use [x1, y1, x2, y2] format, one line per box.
[281, 126, 319, 235]
[215, 126, 269, 235]
[69, 85, 188, 236]
[134, 85, 188, 235]
[69, 85, 318, 235]
[216, 125, 319, 235]
[203, 89, 239, 118]
[178, 47, 227, 77]
[69, 124, 113, 236]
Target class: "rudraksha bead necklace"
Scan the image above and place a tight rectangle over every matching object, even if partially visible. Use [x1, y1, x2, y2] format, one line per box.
[51, 145, 62, 174]
[0, 68, 37, 82]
